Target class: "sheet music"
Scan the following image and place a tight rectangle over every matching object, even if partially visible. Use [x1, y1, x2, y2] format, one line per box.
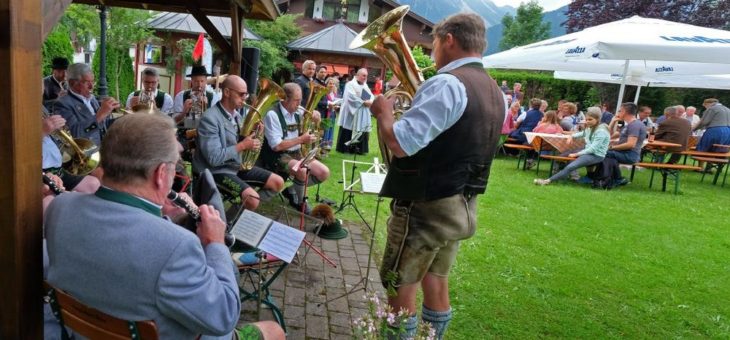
[231, 210, 272, 246]
[361, 172, 386, 194]
[258, 221, 306, 263]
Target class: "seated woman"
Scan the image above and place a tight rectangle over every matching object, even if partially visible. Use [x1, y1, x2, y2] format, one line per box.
[532, 110, 564, 134]
[534, 107, 610, 185]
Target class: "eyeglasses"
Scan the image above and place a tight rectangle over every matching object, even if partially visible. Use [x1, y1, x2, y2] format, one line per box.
[229, 89, 249, 99]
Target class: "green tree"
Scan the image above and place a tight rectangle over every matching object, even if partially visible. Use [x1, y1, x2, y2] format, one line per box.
[499, 0, 551, 51]
[412, 45, 436, 80]
[42, 25, 74, 76]
[245, 14, 301, 78]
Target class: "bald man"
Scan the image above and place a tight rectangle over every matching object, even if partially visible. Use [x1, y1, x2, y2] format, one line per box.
[193, 75, 284, 211]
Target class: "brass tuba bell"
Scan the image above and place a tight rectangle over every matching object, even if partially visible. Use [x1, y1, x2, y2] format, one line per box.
[42, 110, 100, 176]
[350, 5, 425, 168]
[299, 80, 328, 156]
[239, 78, 286, 170]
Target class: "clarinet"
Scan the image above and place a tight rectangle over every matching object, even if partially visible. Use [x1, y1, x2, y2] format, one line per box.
[42, 172, 64, 195]
[167, 191, 235, 247]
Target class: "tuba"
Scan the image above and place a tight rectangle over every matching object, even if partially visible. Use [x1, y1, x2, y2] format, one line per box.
[42, 110, 100, 176]
[350, 5, 425, 168]
[299, 80, 328, 156]
[239, 78, 285, 170]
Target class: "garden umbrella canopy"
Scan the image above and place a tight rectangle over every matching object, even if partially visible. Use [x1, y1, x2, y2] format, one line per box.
[553, 71, 730, 90]
[482, 16, 730, 77]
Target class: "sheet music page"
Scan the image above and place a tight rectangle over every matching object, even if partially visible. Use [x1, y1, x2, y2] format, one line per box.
[258, 222, 306, 263]
[231, 210, 272, 246]
[361, 172, 386, 194]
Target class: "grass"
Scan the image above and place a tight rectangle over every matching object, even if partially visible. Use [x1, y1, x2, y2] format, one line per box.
[312, 127, 730, 339]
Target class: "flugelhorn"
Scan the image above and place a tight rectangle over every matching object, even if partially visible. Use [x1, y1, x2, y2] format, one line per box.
[350, 5, 425, 168]
[300, 80, 328, 156]
[42, 110, 100, 176]
[239, 78, 285, 170]
[130, 89, 162, 114]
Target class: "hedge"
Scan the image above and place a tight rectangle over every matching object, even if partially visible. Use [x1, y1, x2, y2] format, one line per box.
[42, 26, 74, 77]
[92, 46, 135, 101]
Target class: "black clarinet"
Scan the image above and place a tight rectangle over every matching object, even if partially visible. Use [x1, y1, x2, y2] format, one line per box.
[42, 173, 64, 195]
[167, 191, 200, 221]
[167, 191, 235, 247]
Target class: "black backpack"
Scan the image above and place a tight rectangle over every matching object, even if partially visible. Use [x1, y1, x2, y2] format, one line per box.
[588, 157, 621, 190]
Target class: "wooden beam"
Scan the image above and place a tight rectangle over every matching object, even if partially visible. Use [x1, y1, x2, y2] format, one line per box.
[42, 0, 73, 40]
[229, 2, 244, 77]
[186, 0, 234, 60]
[0, 0, 44, 338]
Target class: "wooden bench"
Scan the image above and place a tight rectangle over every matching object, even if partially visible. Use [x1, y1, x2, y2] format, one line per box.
[538, 155, 577, 175]
[634, 162, 701, 194]
[502, 143, 534, 170]
[692, 156, 729, 186]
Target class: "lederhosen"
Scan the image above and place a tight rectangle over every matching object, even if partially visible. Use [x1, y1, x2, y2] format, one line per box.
[258, 103, 301, 177]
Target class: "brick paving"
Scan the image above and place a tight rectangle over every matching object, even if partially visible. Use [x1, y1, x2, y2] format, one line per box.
[237, 221, 386, 339]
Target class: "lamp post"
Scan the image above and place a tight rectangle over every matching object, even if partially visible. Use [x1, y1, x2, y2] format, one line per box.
[97, 5, 108, 97]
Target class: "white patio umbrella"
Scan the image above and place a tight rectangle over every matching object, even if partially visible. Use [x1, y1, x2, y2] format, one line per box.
[553, 71, 730, 103]
[482, 16, 730, 109]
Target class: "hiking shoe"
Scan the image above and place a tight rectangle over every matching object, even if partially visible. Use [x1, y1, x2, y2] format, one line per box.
[533, 179, 550, 186]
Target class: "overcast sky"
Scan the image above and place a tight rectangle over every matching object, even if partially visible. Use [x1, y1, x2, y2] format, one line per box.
[490, 0, 571, 12]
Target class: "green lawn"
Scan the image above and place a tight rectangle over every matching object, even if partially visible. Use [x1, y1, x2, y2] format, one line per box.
[313, 128, 730, 339]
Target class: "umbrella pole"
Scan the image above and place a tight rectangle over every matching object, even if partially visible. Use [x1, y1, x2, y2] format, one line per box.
[615, 60, 629, 111]
[634, 85, 642, 104]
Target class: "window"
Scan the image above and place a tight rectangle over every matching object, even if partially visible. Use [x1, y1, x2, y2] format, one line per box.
[321, 0, 362, 23]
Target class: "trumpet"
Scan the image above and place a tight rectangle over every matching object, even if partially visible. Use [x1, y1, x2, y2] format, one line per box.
[42, 110, 100, 176]
[350, 5, 426, 168]
[300, 81, 328, 156]
[239, 78, 285, 170]
[189, 89, 207, 118]
[129, 89, 162, 115]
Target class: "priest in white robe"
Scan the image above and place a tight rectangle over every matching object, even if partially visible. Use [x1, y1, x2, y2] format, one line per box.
[336, 68, 373, 154]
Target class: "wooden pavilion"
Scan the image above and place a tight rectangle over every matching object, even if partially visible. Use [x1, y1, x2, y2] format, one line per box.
[0, 0, 278, 337]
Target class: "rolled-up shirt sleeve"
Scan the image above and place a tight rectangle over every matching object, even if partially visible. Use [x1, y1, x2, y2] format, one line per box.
[392, 74, 467, 156]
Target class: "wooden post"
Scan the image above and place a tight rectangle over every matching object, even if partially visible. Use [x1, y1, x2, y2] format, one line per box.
[229, 3, 244, 77]
[0, 0, 44, 337]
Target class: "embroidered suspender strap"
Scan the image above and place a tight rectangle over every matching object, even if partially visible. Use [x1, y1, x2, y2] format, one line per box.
[274, 109, 300, 140]
[155, 91, 165, 109]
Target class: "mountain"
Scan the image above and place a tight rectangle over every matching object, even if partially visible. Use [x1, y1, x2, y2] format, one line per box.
[394, 0, 516, 27]
[485, 5, 568, 55]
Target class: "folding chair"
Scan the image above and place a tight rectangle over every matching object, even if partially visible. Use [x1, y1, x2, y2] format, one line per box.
[44, 282, 158, 340]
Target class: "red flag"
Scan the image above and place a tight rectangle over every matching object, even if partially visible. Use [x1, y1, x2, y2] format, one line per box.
[192, 33, 205, 63]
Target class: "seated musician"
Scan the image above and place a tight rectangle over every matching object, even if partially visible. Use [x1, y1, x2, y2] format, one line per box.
[654, 106, 691, 163]
[259, 83, 330, 213]
[193, 75, 284, 211]
[45, 113, 284, 340]
[125, 67, 173, 114]
[53, 63, 119, 145]
[173, 65, 221, 126]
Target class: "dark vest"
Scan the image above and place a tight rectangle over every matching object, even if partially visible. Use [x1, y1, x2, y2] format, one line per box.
[257, 103, 301, 172]
[133, 90, 166, 109]
[380, 62, 505, 201]
[182, 90, 215, 110]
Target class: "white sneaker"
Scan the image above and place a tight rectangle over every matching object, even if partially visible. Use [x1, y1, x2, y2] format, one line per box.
[533, 179, 550, 186]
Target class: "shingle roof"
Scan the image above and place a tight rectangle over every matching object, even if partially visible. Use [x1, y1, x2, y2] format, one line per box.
[148, 12, 261, 40]
[287, 22, 374, 57]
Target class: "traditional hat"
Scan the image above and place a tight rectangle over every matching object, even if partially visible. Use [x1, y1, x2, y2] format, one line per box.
[311, 204, 349, 240]
[187, 65, 211, 77]
[51, 57, 69, 70]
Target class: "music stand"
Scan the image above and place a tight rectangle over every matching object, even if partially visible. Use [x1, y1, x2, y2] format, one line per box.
[336, 156, 386, 232]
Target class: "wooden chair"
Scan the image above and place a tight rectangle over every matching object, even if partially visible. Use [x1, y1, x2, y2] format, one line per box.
[44, 282, 158, 340]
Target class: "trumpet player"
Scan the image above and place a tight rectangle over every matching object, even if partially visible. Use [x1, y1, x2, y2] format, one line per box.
[53, 63, 119, 145]
[173, 65, 221, 124]
[125, 67, 173, 114]
[193, 75, 284, 211]
[43, 57, 69, 110]
[260, 83, 330, 213]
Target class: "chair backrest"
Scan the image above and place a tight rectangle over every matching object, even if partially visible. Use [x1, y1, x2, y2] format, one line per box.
[44, 282, 159, 340]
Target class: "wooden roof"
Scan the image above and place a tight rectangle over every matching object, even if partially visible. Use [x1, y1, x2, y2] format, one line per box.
[73, 0, 280, 21]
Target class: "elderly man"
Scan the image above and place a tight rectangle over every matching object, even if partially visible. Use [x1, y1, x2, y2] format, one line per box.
[370, 12, 504, 339]
[125, 67, 174, 114]
[336, 68, 373, 154]
[654, 106, 691, 163]
[43, 57, 69, 109]
[53, 63, 119, 145]
[173, 65, 221, 126]
[193, 75, 284, 211]
[259, 83, 330, 213]
[45, 113, 284, 340]
[694, 98, 730, 152]
[683, 106, 701, 131]
[295, 60, 317, 103]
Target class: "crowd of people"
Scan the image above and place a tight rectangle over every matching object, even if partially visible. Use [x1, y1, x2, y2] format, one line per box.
[497, 80, 730, 187]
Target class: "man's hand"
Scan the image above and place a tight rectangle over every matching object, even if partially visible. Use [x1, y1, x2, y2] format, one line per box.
[196, 204, 226, 246]
[237, 134, 261, 152]
[370, 95, 394, 119]
[568, 152, 579, 158]
[130, 96, 140, 108]
[42, 115, 66, 135]
[312, 110, 322, 123]
[299, 131, 316, 145]
[42, 173, 64, 196]
[97, 97, 120, 122]
[183, 99, 194, 113]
